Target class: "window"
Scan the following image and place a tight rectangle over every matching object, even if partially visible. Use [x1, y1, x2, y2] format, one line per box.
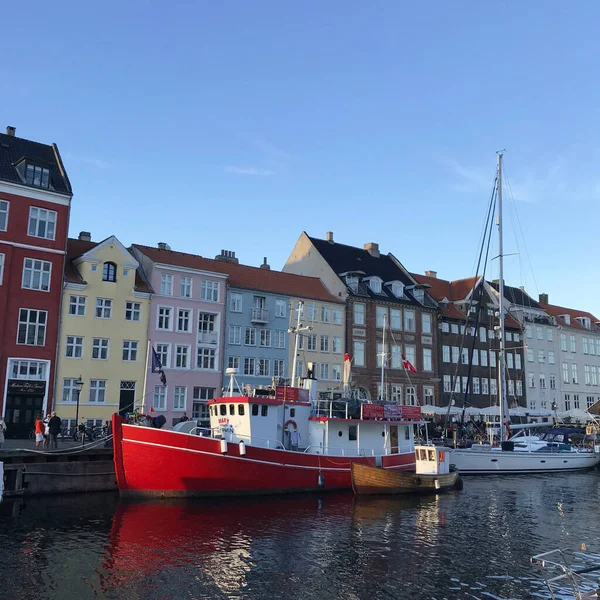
[296, 361, 304, 378]
[22, 258, 51, 291]
[442, 322, 449, 333]
[25, 164, 50, 188]
[461, 348, 469, 365]
[451, 346, 459, 363]
[585, 365, 591, 385]
[307, 334, 317, 351]
[198, 313, 216, 335]
[125, 301, 141, 321]
[424, 386, 434, 405]
[536, 326, 543, 340]
[591, 339, 596, 356]
[583, 337, 589, 354]
[514, 353, 521, 369]
[320, 306, 330, 322]
[95, 298, 112, 319]
[0, 253, 4, 284]
[28, 207, 56, 239]
[122, 340, 138, 361]
[562, 362, 569, 383]
[261, 405, 269, 417]
[17, 309, 47, 345]
[490, 350, 496, 367]
[346, 275, 359, 292]
[421, 345, 433, 372]
[538, 350, 545, 363]
[369, 277, 382, 293]
[545, 328, 553, 342]
[451, 323, 459, 334]
[442, 345, 450, 363]
[527, 349, 534, 363]
[65, 335, 84, 358]
[422, 313, 432, 334]
[102, 262, 117, 282]
[332, 364, 341, 381]
[228, 356, 239, 370]
[201, 280, 219, 302]
[153, 386, 166, 410]
[229, 325, 242, 345]
[274, 330, 286, 349]
[376, 306, 387, 328]
[331, 336, 341, 353]
[516, 380, 523, 396]
[230, 293, 243, 312]
[481, 349, 488, 367]
[376, 343, 387, 368]
[180, 277, 192, 298]
[526, 325, 533, 339]
[157, 306, 172, 330]
[89, 380, 107, 403]
[391, 281, 404, 297]
[274, 359, 285, 378]
[386, 309, 400, 330]
[548, 351, 555, 365]
[197, 348, 216, 370]
[506, 332, 512, 342]
[561, 333, 567, 351]
[472, 377, 480, 394]
[319, 363, 329, 380]
[320, 335, 329, 352]
[333, 308, 342, 325]
[574, 394, 580, 409]
[173, 308, 190, 333]
[62, 378, 78, 403]
[461, 377, 469, 394]
[354, 341, 365, 366]
[550, 374, 556, 389]
[276, 299, 287, 318]
[443, 375, 451, 392]
[391, 385, 403, 402]
[479, 327, 486, 342]
[92, 338, 109, 360]
[572, 363, 578, 384]
[405, 345, 416, 369]
[244, 327, 256, 346]
[470, 349, 478, 366]
[155, 344, 170, 368]
[514, 333, 520, 342]
[404, 310, 415, 332]
[564, 394, 571, 411]
[243, 357, 256, 376]
[508, 380, 514, 396]
[405, 386, 416, 406]
[0, 200, 8, 231]
[490, 379, 497, 396]
[540, 374, 547, 389]
[174, 387, 187, 410]
[259, 329, 271, 348]
[175, 345, 189, 368]
[588, 396, 595, 409]
[528, 373, 535, 388]
[160, 274, 173, 295]
[306, 303, 316, 321]
[482, 378, 489, 395]
[354, 303, 365, 325]
[592, 366, 598, 386]
[570, 335, 576, 353]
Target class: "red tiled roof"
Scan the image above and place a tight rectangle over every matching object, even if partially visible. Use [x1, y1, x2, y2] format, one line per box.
[65, 238, 153, 294]
[133, 245, 344, 304]
[540, 302, 600, 332]
[412, 273, 479, 302]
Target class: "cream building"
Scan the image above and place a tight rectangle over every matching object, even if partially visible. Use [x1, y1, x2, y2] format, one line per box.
[54, 233, 152, 431]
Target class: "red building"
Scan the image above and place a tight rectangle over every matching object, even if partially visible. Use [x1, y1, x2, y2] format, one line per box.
[0, 126, 72, 437]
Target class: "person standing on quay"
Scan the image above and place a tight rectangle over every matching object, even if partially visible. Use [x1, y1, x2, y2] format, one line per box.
[0, 416, 6, 450]
[34, 415, 45, 450]
[48, 412, 62, 450]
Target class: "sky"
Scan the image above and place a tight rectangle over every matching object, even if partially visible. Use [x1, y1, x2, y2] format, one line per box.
[3, 1, 600, 315]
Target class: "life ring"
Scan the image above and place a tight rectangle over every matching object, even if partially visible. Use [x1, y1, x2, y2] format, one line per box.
[284, 420, 297, 431]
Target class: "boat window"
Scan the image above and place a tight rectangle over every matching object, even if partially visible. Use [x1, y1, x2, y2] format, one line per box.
[349, 425, 357, 441]
[556, 434, 564, 443]
[404, 426, 411, 440]
[209, 406, 213, 417]
[290, 408, 295, 418]
[261, 405, 268, 417]
[238, 404, 245, 416]
[229, 404, 235, 415]
[338, 431, 343, 437]
[428, 450, 435, 461]
[419, 449, 427, 460]
[219, 405, 226, 416]
[252, 404, 259, 416]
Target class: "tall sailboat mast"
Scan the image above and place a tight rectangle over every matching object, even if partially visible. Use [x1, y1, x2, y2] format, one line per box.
[380, 312, 386, 401]
[497, 152, 508, 442]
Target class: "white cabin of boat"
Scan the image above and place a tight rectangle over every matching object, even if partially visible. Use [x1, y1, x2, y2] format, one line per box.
[415, 445, 450, 475]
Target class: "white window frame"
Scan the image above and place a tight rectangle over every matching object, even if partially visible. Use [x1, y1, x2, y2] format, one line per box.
[422, 313, 432, 334]
[92, 338, 109, 360]
[353, 340, 365, 367]
[28, 206, 57, 240]
[229, 325, 242, 345]
[244, 327, 256, 346]
[180, 276, 192, 298]
[153, 385, 167, 410]
[122, 340, 139, 362]
[155, 343, 171, 368]
[201, 280, 219, 302]
[275, 299, 287, 318]
[175, 344, 190, 369]
[157, 306, 173, 331]
[65, 335, 84, 358]
[89, 379, 107, 403]
[177, 308, 192, 333]
[230, 293, 243, 313]
[22, 257, 52, 291]
[333, 308, 342, 325]
[197, 347, 216, 370]
[69, 295, 86, 316]
[125, 301, 141, 322]
[95, 298, 113, 319]
[173, 386, 187, 411]
[0, 200, 8, 232]
[160, 273, 173, 296]
[353, 303, 365, 325]
[404, 310, 415, 332]
[17, 308, 47, 346]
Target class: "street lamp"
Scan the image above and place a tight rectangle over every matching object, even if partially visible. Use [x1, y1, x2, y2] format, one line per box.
[74, 376, 84, 436]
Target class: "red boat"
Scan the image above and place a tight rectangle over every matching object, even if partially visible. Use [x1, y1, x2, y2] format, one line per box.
[112, 384, 423, 498]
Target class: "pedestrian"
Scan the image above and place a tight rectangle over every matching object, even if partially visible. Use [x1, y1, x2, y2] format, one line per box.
[180, 412, 189, 423]
[43, 414, 51, 448]
[290, 428, 300, 451]
[48, 411, 62, 450]
[34, 415, 45, 449]
[0, 416, 6, 450]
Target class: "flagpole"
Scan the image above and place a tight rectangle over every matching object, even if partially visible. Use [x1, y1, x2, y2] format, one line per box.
[141, 339, 151, 414]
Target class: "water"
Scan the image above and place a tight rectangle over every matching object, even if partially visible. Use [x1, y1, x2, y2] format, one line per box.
[1, 473, 600, 600]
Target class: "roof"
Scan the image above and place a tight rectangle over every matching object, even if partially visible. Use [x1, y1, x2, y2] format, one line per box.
[540, 302, 600, 332]
[489, 281, 540, 309]
[65, 238, 153, 293]
[133, 244, 344, 304]
[309, 235, 423, 305]
[411, 273, 479, 302]
[0, 132, 71, 195]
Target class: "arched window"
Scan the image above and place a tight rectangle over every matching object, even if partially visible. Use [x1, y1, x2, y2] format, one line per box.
[102, 262, 117, 282]
[369, 277, 382, 294]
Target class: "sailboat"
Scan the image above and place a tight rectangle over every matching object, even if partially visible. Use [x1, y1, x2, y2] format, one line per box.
[448, 154, 600, 474]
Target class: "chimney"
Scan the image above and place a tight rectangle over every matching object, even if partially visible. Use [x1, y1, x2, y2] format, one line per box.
[78, 231, 91, 241]
[425, 270, 437, 279]
[260, 257, 270, 270]
[364, 242, 380, 258]
[539, 293, 548, 304]
[214, 249, 239, 264]
[157, 242, 171, 251]
[326, 231, 334, 243]
[5, 126, 15, 137]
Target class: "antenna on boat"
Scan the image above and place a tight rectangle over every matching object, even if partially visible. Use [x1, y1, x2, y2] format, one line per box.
[225, 367, 242, 397]
[289, 302, 312, 387]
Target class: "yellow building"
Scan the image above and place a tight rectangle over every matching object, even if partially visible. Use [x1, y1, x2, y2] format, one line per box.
[54, 233, 152, 432]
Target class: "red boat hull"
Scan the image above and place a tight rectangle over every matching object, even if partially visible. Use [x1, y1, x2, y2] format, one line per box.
[112, 416, 416, 498]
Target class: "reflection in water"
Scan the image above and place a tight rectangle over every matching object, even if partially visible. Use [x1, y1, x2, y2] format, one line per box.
[2, 473, 600, 599]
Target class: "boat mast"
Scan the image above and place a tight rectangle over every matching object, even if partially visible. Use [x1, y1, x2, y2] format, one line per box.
[380, 312, 386, 401]
[497, 152, 508, 443]
[290, 301, 305, 387]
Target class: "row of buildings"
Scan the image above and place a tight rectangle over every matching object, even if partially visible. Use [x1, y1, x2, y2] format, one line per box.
[1, 127, 599, 437]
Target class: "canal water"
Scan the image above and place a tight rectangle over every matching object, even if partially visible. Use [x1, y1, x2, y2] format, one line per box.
[1, 472, 600, 600]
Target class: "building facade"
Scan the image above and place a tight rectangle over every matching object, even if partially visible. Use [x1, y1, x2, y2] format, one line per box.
[0, 126, 72, 437]
[284, 232, 439, 405]
[132, 244, 228, 427]
[55, 235, 152, 431]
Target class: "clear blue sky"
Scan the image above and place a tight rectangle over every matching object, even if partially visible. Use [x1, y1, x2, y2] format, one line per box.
[4, 1, 600, 314]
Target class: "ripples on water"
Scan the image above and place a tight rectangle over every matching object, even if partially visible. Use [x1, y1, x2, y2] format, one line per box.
[1, 473, 600, 600]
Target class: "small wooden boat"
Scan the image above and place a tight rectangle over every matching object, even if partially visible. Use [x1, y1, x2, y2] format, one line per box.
[351, 445, 463, 496]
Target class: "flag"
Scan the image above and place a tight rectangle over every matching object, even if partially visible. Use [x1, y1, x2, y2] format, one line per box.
[342, 353, 352, 394]
[152, 347, 167, 385]
[402, 354, 417, 373]
[150, 407, 156, 413]
[344, 353, 351, 363]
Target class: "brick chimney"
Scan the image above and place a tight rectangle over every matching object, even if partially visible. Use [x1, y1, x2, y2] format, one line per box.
[5, 126, 15, 137]
[326, 231, 334, 243]
[78, 231, 91, 241]
[539, 293, 548, 304]
[364, 242, 380, 258]
[260, 257, 270, 270]
[214, 249, 239, 264]
[425, 270, 437, 278]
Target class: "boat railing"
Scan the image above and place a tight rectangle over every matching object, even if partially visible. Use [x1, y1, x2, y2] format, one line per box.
[189, 427, 285, 449]
[312, 399, 349, 419]
[302, 445, 375, 457]
[235, 434, 286, 450]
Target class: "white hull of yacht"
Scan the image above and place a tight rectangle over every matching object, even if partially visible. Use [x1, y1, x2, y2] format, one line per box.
[449, 447, 600, 475]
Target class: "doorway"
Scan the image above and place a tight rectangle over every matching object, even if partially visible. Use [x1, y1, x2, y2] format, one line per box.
[389, 425, 399, 454]
[119, 381, 136, 416]
[5, 394, 45, 439]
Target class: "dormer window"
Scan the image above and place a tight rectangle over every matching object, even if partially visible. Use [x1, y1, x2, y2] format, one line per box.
[346, 274, 359, 292]
[25, 164, 50, 189]
[577, 316, 591, 329]
[391, 281, 404, 298]
[369, 277, 382, 294]
[102, 262, 117, 282]
[563, 315, 571, 325]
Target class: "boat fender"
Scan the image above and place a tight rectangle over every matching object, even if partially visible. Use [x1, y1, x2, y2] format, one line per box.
[454, 476, 464, 491]
[317, 473, 325, 488]
[414, 477, 422, 486]
[220, 439, 228, 454]
[239, 440, 246, 456]
[284, 420, 297, 430]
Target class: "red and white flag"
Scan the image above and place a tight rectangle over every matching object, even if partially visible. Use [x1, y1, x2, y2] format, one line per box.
[344, 353, 351, 363]
[402, 354, 417, 373]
